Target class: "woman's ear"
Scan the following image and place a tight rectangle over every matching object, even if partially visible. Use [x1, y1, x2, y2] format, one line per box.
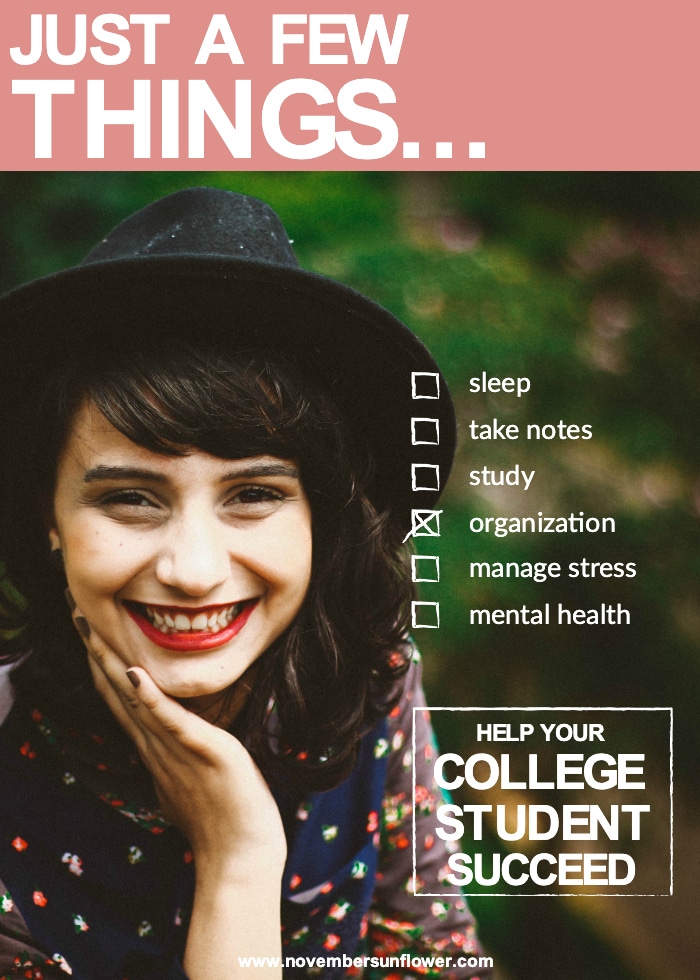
[48, 527, 61, 552]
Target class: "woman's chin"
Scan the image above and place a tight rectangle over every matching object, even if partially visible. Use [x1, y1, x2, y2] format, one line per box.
[127, 644, 238, 699]
[152, 673, 228, 702]
[162, 663, 258, 724]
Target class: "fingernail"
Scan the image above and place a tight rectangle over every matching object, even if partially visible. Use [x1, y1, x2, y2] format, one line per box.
[126, 669, 141, 689]
[74, 616, 90, 639]
[64, 588, 76, 612]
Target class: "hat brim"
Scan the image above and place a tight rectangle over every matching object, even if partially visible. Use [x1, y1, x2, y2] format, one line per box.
[0, 254, 455, 527]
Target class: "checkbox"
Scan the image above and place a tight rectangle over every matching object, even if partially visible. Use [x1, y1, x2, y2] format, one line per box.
[411, 418, 440, 445]
[412, 464, 440, 492]
[411, 555, 440, 583]
[407, 509, 442, 538]
[411, 601, 440, 629]
[411, 372, 440, 399]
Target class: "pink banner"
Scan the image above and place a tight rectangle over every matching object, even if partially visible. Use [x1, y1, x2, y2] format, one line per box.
[1, 0, 698, 170]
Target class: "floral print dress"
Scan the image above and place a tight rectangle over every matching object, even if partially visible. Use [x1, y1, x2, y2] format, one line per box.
[0, 651, 490, 979]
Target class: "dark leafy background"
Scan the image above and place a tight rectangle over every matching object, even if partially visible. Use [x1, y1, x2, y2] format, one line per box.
[1, 172, 698, 980]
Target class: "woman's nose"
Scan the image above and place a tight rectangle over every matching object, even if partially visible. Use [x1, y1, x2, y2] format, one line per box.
[155, 510, 232, 597]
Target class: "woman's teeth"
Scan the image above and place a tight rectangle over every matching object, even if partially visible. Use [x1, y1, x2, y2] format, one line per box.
[143, 603, 244, 635]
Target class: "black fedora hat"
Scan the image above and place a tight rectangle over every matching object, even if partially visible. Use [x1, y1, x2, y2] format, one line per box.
[0, 187, 455, 527]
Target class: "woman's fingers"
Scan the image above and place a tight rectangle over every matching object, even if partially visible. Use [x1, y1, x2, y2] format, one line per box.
[69, 606, 163, 752]
[119, 665, 190, 742]
[70, 606, 218, 757]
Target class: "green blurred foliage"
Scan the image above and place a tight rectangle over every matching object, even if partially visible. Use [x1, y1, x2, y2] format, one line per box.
[1, 172, 698, 980]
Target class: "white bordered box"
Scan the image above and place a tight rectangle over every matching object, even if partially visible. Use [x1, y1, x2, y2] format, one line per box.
[408, 509, 442, 537]
[411, 601, 440, 629]
[411, 463, 440, 492]
[411, 372, 440, 399]
[412, 706, 673, 898]
[411, 418, 440, 446]
[411, 555, 440, 582]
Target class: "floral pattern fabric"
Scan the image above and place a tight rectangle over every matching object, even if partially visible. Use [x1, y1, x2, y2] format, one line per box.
[0, 651, 490, 979]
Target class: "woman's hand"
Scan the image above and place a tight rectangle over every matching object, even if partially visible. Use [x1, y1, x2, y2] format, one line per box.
[71, 605, 285, 979]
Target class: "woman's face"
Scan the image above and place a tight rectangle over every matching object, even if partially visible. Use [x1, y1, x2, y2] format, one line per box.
[49, 401, 313, 706]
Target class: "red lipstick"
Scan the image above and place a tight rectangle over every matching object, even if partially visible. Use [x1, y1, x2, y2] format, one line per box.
[124, 600, 258, 652]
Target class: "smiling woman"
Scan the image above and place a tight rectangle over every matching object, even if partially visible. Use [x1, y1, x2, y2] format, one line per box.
[51, 402, 312, 713]
[0, 189, 490, 980]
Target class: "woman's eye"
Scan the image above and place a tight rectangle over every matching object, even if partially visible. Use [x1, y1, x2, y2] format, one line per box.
[229, 486, 285, 507]
[101, 490, 155, 508]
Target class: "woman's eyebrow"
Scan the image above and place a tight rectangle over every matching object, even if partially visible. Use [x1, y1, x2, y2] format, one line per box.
[219, 462, 299, 482]
[83, 465, 167, 484]
[81, 462, 300, 484]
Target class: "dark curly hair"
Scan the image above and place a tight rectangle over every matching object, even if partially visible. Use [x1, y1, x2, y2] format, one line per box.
[0, 340, 413, 791]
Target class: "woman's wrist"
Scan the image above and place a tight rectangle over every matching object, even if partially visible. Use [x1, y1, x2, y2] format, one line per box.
[185, 857, 284, 980]
[194, 847, 286, 889]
